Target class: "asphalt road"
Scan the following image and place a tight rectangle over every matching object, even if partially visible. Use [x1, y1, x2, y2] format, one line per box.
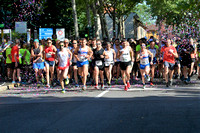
[1, 78, 200, 133]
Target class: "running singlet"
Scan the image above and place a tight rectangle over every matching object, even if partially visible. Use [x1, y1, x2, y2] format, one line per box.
[33, 47, 43, 63]
[140, 51, 149, 65]
[93, 48, 104, 66]
[77, 47, 88, 62]
[58, 51, 69, 67]
[148, 47, 157, 57]
[120, 47, 131, 62]
[104, 49, 114, 66]
[45, 45, 55, 61]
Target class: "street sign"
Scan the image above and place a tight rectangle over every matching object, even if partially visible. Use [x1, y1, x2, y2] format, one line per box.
[15, 22, 27, 33]
[56, 28, 65, 41]
[39, 28, 53, 40]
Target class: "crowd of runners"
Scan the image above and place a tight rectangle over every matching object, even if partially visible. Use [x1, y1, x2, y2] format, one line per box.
[0, 35, 200, 93]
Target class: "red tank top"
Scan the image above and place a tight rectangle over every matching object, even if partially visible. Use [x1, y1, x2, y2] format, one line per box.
[45, 45, 55, 61]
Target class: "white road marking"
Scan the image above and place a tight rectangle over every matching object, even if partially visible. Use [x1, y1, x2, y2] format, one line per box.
[95, 90, 109, 98]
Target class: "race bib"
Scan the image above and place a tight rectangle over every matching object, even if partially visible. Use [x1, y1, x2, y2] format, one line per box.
[104, 62, 110, 66]
[95, 60, 102, 66]
[80, 56, 86, 62]
[46, 53, 52, 58]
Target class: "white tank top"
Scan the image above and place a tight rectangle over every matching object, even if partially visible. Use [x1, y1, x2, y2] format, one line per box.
[78, 46, 88, 62]
[104, 49, 114, 63]
[140, 50, 149, 65]
[58, 51, 69, 67]
[120, 47, 131, 62]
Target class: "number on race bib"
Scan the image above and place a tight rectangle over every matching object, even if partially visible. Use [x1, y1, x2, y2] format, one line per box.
[95, 60, 102, 66]
[46, 53, 52, 58]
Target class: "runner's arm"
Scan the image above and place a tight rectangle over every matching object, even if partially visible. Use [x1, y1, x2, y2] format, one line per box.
[113, 49, 116, 62]
[68, 49, 72, 61]
[130, 48, 134, 62]
[148, 50, 153, 63]
[74, 47, 79, 61]
[103, 51, 109, 59]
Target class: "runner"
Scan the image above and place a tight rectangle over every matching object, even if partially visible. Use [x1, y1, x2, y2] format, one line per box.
[136, 43, 153, 89]
[64, 38, 72, 84]
[113, 39, 121, 84]
[160, 39, 178, 87]
[55, 39, 60, 85]
[147, 40, 159, 86]
[71, 40, 79, 87]
[57, 41, 72, 93]
[74, 38, 93, 90]
[104, 42, 116, 86]
[44, 38, 57, 87]
[31, 39, 45, 86]
[118, 39, 134, 91]
[179, 38, 194, 83]
[11, 39, 21, 85]
[92, 40, 108, 89]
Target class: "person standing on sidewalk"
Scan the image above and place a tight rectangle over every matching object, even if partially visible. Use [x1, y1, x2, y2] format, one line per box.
[160, 39, 178, 87]
[11, 39, 21, 85]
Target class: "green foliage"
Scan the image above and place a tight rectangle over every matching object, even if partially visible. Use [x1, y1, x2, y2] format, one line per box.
[134, 1, 156, 25]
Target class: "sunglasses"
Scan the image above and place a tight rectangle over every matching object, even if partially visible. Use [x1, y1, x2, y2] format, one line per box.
[47, 42, 51, 43]
[64, 42, 69, 43]
[73, 43, 77, 44]
[60, 45, 64, 46]
[97, 43, 101, 45]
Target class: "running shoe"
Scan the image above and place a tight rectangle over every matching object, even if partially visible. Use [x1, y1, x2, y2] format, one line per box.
[146, 75, 150, 82]
[187, 76, 191, 82]
[169, 80, 173, 86]
[95, 85, 99, 90]
[115, 79, 119, 84]
[41, 78, 45, 84]
[61, 89, 66, 93]
[12, 81, 16, 84]
[143, 84, 146, 89]
[166, 82, 169, 87]
[65, 78, 69, 85]
[75, 84, 80, 87]
[124, 85, 128, 91]
[150, 82, 154, 86]
[46, 84, 50, 88]
[135, 77, 139, 81]
[37, 83, 40, 88]
[82, 85, 87, 90]
[101, 84, 104, 90]
[127, 81, 131, 88]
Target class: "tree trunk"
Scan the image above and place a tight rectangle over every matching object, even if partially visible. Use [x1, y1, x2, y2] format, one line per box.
[113, 10, 116, 39]
[100, 14, 105, 38]
[92, 1, 101, 39]
[103, 14, 110, 41]
[86, 0, 91, 27]
[71, 0, 79, 39]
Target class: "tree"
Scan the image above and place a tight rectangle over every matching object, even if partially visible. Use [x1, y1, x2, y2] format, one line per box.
[104, 0, 142, 39]
[71, 0, 79, 39]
